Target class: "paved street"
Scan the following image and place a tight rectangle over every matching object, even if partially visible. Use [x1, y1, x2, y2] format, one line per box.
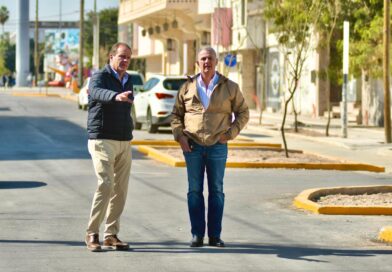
[1, 91, 392, 272]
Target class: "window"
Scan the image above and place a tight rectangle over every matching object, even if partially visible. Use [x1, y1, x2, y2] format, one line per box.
[129, 74, 143, 86]
[163, 79, 187, 91]
[143, 78, 159, 91]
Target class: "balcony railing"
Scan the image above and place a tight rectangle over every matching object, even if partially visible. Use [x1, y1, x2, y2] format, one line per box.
[119, 0, 197, 24]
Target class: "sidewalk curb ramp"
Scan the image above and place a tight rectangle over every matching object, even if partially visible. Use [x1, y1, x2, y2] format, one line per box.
[294, 185, 392, 215]
[134, 143, 385, 172]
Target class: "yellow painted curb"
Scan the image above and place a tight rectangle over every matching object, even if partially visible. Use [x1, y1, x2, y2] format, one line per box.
[136, 145, 384, 172]
[131, 139, 281, 148]
[12, 92, 60, 97]
[60, 94, 77, 102]
[137, 145, 185, 167]
[379, 226, 392, 243]
[294, 185, 392, 215]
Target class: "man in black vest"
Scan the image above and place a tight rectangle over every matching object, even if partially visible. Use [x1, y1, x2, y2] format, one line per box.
[85, 42, 134, 252]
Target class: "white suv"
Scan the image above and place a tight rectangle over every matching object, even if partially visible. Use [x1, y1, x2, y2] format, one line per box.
[132, 74, 187, 133]
[77, 71, 144, 111]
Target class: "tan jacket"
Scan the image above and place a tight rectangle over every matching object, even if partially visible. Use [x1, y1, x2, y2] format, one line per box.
[171, 73, 249, 146]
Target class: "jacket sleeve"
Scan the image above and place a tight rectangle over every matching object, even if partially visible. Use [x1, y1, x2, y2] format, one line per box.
[224, 83, 249, 140]
[88, 72, 118, 103]
[171, 83, 187, 141]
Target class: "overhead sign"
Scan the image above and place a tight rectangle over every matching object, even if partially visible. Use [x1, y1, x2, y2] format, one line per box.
[29, 21, 79, 29]
[224, 54, 237, 67]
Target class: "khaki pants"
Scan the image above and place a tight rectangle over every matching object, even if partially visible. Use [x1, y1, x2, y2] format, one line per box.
[86, 139, 132, 237]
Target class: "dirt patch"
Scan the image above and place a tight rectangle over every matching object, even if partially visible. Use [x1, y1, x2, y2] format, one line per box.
[316, 193, 392, 207]
[156, 147, 344, 163]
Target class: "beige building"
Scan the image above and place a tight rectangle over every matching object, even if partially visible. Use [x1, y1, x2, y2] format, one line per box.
[118, 0, 259, 108]
[118, 0, 348, 118]
[118, 0, 210, 79]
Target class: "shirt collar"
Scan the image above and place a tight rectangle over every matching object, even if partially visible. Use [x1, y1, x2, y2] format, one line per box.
[197, 72, 219, 88]
[109, 65, 128, 83]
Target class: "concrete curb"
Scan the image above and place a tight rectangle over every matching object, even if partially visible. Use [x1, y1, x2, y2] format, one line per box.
[379, 226, 392, 244]
[136, 145, 385, 172]
[294, 185, 392, 215]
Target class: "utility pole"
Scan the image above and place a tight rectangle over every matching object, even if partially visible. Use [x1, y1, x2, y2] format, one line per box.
[92, 0, 100, 71]
[383, 0, 391, 143]
[341, 21, 349, 138]
[34, 0, 39, 87]
[16, 0, 29, 87]
[78, 0, 84, 87]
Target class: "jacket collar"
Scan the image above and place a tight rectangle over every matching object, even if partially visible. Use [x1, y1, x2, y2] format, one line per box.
[186, 72, 228, 99]
[187, 72, 228, 84]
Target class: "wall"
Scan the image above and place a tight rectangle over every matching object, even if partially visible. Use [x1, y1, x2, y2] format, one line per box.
[361, 75, 384, 126]
[146, 55, 162, 79]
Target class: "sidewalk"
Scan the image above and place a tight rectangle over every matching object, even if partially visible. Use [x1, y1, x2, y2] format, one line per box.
[244, 109, 392, 173]
[7, 85, 77, 102]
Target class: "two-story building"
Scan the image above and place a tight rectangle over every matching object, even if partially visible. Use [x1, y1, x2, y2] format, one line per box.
[118, 0, 361, 123]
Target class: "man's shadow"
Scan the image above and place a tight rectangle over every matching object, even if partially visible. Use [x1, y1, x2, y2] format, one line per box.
[0, 239, 391, 262]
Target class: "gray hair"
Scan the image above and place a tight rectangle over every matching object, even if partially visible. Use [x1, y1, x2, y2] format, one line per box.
[197, 46, 217, 59]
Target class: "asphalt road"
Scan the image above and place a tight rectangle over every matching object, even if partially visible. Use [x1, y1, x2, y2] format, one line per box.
[1, 92, 392, 272]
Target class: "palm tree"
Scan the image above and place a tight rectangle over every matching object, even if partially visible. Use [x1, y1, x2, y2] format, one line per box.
[0, 6, 9, 36]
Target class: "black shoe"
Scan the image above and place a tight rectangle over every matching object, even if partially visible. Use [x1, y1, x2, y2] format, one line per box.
[190, 236, 204, 247]
[208, 237, 225, 247]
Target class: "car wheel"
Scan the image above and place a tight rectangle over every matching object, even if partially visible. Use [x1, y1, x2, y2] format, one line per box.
[131, 107, 142, 130]
[78, 102, 82, 109]
[81, 104, 88, 111]
[146, 107, 158, 133]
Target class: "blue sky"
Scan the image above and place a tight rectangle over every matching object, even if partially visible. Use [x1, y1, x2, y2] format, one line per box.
[0, 0, 119, 33]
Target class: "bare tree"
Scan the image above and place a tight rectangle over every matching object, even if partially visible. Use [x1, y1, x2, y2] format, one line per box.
[265, 0, 323, 157]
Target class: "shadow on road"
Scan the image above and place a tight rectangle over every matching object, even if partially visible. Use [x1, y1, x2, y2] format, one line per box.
[0, 239, 390, 261]
[131, 242, 392, 261]
[0, 181, 47, 189]
[0, 116, 89, 160]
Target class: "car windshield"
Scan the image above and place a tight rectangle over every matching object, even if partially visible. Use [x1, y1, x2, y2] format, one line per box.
[129, 75, 143, 86]
[163, 79, 187, 91]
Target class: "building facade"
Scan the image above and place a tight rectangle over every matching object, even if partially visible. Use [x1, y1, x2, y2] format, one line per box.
[118, 0, 357, 122]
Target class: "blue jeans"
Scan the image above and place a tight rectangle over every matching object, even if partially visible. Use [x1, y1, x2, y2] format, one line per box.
[183, 141, 228, 238]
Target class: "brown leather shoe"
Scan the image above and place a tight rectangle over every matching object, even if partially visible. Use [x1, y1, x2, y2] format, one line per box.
[85, 233, 102, 252]
[103, 235, 129, 251]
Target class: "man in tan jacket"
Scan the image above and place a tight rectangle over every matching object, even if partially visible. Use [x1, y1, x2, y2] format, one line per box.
[171, 47, 249, 247]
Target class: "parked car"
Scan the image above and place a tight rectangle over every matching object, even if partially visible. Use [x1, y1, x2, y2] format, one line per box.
[78, 77, 90, 110]
[77, 71, 144, 111]
[126, 70, 144, 93]
[132, 74, 187, 133]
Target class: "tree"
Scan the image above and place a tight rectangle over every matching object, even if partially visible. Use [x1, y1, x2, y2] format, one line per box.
[0, 6, 9, 37]
[84, 8, 118, 68]
[264, 0, 323, 157]
[0, 36, 15, 74]
[348, 1, 385, 126]
[316, 0, 342, 136]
